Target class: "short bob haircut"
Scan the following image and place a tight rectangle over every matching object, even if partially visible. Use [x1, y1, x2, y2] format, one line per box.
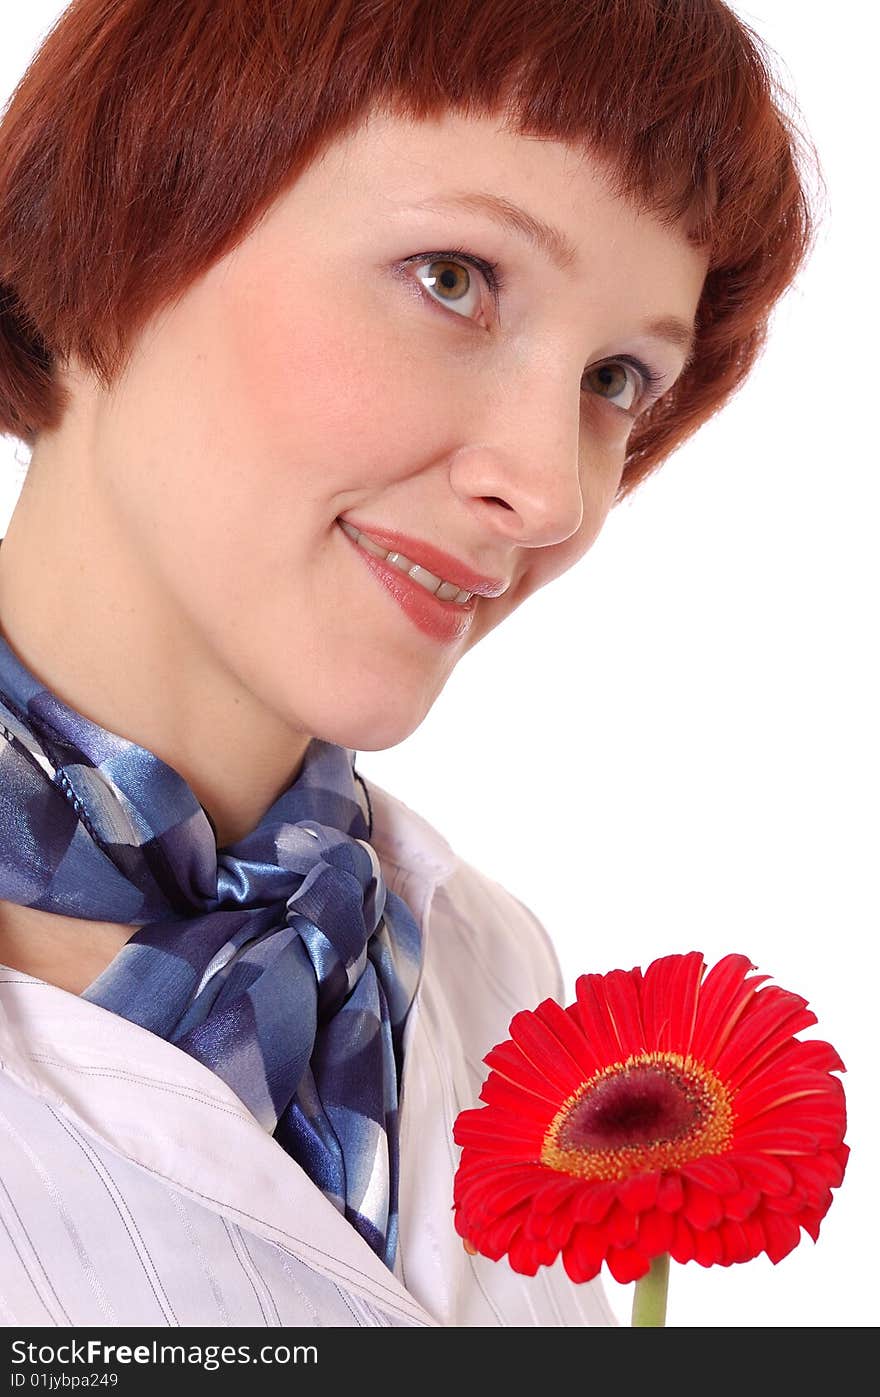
[0, 0, 821, 503]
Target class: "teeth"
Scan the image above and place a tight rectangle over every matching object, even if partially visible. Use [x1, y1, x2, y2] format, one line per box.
[355, 532, 388, 559]
[385, 550, 414, 572]
[338, 520, 473, 604]
[407, 563, 443, 593]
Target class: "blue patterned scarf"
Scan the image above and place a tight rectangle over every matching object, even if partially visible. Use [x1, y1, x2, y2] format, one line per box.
[0, 627, 423, 1269]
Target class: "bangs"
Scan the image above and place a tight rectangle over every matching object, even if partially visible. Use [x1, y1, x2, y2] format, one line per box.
[0, 0, 822, 494]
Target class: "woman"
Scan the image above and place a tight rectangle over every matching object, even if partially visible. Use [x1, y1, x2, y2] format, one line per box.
[0, 0, 818, 1327]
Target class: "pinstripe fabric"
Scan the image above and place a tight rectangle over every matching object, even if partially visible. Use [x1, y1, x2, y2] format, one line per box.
[0, 631, 422, 1270]
[0, 1071, 420, 1326]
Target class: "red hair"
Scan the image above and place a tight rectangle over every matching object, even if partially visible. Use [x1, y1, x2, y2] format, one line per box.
[0, 0, 822, 502]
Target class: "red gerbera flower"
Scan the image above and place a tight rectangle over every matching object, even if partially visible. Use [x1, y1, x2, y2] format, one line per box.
[452, 952, 848, 1288]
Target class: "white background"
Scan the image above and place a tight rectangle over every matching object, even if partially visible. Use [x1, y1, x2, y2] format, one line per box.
[2, 3, 876, 1327]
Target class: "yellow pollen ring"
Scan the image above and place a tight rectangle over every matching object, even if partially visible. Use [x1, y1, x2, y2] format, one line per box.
[540, 1051, 734, 1182]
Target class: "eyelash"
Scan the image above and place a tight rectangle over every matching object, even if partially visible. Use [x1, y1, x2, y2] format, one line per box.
[401, 246, 667, 413]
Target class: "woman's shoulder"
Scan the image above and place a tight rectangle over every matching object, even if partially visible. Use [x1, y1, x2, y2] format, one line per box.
[366, 777, 564, 1006]
[360, 773, 458, 878]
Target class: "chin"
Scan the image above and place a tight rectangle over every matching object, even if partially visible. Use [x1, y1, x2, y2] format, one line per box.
[304, 686, 439, 755]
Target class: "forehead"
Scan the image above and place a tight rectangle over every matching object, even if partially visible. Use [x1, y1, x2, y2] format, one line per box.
[280, 107, 708, 318]
[322, 107, 631, 222]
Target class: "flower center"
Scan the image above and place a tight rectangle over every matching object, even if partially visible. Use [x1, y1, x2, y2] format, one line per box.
[560, 1064, 702, 1150]
[540, 1052, 734, 1181]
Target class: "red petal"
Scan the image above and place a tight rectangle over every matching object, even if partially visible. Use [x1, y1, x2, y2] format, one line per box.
[758, 1209, 803, 1264]
[562, 1224, 606, 1283]
[734, 1056, 842, 1100]
[572, 1181, 617, 1225]
[689, 955, 768, 1066]
[641, 952, 703, 1052]
[833, 1142, 851, 1172]
[732, 1127, 821, 1155]
[479, 1072, 558, 1125]
[531, 1236, 564, 1269]
[545, 1205, 584, 1253]
[670, 1215, 696, 1264]
[680, 1158, 741, 1194]
[467, 1176, 542, 1224]
[795, 1039, 847, 1075]
[523, 1208, 555, 1241]
[453, 1155, 546, 1201]
[737, 1103, 845, 1150]
[733, 1075, 838, 1129]
[599, 968, 648, 1057]
[605, 1201, 639, 1248]
[723, 1186, 762, 1221]
[715, 985, 814, 1087]
[573, 973, 631, 1064]
[733, 1155, 795, 1195]
[455, 1168, 517, 1213]
[508, 1008, 589, 1097]
[721, 1017, 819, 1094]
[663, 952, 705, 1057]
[562, 1250, 602, 1284]
[617, 1171, 662, 1214]
[790, 1152, 847, 1196]
[483, 1040, 566, 1104]
[452, 1107, 543, 1155]
[693, 1227, 724, 1267]
[798, 1204, 829, 1242]
[638, 954, 673, 1049]
[515, 1201, 578, 1255]
[531, 1175, 584, 1215]
[764, 1191, 804, 1215]
[742, 1214, 768, 1255]
[719, 1220, 753, 1265]
[656, 1173, 684, 1212]
[534, 996, 604, 1079]
[455, 1139, 544, 1173]
[525, 1184, 586, 1240]
[637, 1208, 676, 1255]
[738, 1035, 844, 1084]
[682, 1180, 724, 1230]
[508, 1230, 546, 1276]
[478, 1209, 526, 1261]
[606, 1246, 651, 1284]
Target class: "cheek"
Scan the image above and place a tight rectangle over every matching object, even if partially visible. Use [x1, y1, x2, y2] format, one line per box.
[219, 247, 637, 520]
[227, 289, 367, 450]
[222, 269, 439, 483]
[534, 525, 598, 596]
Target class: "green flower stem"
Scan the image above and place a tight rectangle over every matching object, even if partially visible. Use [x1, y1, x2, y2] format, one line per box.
[631, 1253, 669, 1327]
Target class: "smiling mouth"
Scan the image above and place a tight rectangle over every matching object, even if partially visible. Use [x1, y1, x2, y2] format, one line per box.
[337, 519, 475, 605]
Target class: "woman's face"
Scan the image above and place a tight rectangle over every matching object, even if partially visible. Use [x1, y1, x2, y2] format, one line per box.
[88, 108, 708, 753]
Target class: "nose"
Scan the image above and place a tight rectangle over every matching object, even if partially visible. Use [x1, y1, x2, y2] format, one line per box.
[447, 382, 585, 549]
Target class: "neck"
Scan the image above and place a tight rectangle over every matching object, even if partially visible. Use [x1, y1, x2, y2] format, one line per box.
[0, 440, 312, 850]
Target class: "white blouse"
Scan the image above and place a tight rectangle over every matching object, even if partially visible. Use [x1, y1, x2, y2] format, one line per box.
[0, 777, 616, 1327]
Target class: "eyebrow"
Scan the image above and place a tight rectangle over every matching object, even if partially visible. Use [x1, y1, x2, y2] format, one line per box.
[643, 315, 698, 369]
[411, 190, 582, 272]
[407, 190, 698, 365]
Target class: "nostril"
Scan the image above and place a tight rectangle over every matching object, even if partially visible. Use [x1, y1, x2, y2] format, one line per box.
[484, 497, 514, 509]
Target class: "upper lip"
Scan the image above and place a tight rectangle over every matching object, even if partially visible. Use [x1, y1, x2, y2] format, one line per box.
[338, 518, 510, 598]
